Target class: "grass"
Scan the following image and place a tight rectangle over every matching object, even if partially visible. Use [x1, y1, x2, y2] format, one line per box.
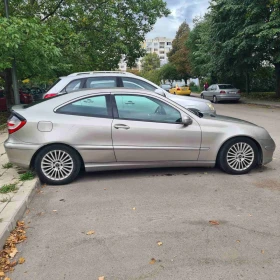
[2, 162, 13, 169]
[242, 92, 280, 102]
[0, 184, 18, 194]
[19, 171, 35, 181]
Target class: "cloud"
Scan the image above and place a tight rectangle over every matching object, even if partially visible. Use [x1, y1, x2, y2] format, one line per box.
[146, 0, 210, 39]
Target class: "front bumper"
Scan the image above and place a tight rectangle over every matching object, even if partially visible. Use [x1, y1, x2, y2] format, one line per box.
[4, 140, 39, 169]
[258, 138, 276, 165]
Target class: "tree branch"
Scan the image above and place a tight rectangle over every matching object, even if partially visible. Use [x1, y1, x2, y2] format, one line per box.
[41, 0, 64, 21]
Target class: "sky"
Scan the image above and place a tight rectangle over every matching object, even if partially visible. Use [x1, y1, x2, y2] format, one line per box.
[146, 0, 210, 39]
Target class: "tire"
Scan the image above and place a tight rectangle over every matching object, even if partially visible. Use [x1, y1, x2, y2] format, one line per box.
[213, 96, 218, 103]
[34, 144, 81, 185]
[218, 137, 258, 175]
[201, 94, 204, 99]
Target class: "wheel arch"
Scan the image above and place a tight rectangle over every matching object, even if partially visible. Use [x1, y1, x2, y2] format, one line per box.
[30, 143, 85, 170]
[216, 136, 263, 166]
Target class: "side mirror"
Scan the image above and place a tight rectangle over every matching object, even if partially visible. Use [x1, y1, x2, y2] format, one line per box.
[181, 115, 192, 126]
[154, 88, 166, 97]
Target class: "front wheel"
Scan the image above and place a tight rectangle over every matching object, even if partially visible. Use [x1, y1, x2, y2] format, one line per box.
[201, 94, 204, 99]
[218, 137, 258, 175]
[213, 96, 218, 103]
[34, 144, 81, 185]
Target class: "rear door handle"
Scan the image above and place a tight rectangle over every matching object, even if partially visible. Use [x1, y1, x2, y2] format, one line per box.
[114, 124, 130, 130]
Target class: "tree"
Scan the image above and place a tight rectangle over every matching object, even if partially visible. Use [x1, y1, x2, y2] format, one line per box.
[0, 0, 170, 105]
[141, 53, 160, 72]
[168, 22, 192, 82]
[186, 16, 212, 80]
[159, 63, 178, 83]
[140, 69, 161, 85]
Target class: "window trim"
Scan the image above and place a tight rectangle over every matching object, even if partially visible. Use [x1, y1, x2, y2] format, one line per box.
[55, 94, 113, 119]
[112, 93, 183, 125]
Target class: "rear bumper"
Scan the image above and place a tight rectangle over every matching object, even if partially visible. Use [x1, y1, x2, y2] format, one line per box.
[258, 138, 276, 165]
[217, 95, 240, 101]
[4, 140, 39, 168]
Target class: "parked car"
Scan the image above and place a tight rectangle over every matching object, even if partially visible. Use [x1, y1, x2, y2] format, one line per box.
[0, 90, 7, 111]
[43, 71, 216, 115]
[201, 84, 241, 103]
[169, 83, 191, 96]
[160, 84, 171, 91]
[29, 87, 45, 101]
[19, 88, 33, 104]
[5, 88, 275, 185]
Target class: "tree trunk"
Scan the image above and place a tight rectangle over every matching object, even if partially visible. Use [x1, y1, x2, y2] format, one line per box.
[4, 69, 14, 109]
[275, 63, 280, 98]
[245, 72, 250, 94]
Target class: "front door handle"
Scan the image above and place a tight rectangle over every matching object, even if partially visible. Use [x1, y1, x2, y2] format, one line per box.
[114, 124, 130, 130]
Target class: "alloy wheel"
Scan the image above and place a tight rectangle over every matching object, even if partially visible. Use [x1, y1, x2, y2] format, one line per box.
[41, 150, 74, 181]
[226, 142, 254, 171]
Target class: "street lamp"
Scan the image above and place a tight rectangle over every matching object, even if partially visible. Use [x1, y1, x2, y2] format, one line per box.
[3, 0, 20, 105]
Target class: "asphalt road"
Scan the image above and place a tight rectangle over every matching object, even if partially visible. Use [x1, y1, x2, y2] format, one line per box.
[10, 103, 280, 280]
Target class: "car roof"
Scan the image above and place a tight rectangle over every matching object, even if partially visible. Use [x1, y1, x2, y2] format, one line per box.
[59, 71, 137, 79]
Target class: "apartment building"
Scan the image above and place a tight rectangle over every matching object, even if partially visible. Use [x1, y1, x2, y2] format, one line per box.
[143, 37, 173, 66]
[118, 37, 173, 71]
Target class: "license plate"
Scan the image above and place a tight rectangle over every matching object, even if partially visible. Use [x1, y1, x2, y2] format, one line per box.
[229, 91, 236, 94]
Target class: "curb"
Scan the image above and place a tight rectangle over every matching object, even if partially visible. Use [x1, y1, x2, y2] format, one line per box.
[0, 179, 41, 249]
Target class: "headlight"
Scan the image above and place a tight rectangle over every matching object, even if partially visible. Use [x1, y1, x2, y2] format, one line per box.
[207, 103, 215, 111]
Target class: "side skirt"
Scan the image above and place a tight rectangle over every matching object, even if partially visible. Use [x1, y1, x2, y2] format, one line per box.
[85, 161, 216, 172]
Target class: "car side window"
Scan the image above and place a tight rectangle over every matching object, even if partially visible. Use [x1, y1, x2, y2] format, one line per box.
[122, 77, 157, 91]
[114, 94, 182, 123]
[212, 85, 217, 90]
[56, 95, 110, 118]
[85, 77, 117, 88]
[64, 79, 82, 93]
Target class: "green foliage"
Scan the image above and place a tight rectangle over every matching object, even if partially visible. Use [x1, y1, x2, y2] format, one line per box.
[168, 22, 192, 82]
[0, 183, 18, 194]
[140, 69, 161, 85]
[187, 0, 280, 96]
[242, 92, 280, 102]
[142, 53, 160, 72]
[2, 162, 13, 169]
[159, 63, 178, 82]
[20, 171, 35, 181]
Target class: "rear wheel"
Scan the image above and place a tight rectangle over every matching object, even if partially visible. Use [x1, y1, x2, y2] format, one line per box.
[201, 94, 204, 99]
[213, 95, 218, 103]
[34, 144, 81, 185]
[218, 137, 258, 175]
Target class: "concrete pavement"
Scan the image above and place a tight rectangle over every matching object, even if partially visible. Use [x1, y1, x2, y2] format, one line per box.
[9, 103, 280, 280]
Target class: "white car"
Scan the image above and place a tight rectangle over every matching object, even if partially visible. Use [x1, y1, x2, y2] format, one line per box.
[44, 71, 216, 115]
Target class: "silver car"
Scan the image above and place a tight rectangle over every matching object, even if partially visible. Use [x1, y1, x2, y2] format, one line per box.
[201, 84, 241, 103]
[5, 88, 275, 185]
[44, 71, 216, 115]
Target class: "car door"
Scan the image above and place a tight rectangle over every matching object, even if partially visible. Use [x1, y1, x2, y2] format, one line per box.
[205, 85, 213, 100]
[111, 93, 201, 162]
[55, 94, 116, 164]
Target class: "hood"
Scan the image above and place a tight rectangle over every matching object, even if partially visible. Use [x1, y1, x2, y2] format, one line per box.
[167, 93, 211, 105]
[205, 114, 258, 126]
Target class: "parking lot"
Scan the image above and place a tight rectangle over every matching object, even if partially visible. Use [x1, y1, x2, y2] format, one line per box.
[10, 103, 280, 280]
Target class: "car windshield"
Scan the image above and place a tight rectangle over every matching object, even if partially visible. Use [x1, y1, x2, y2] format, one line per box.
[219, 84, 235, 89]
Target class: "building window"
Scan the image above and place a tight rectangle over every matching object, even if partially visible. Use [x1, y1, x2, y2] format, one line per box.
[167, 42, 172, 45]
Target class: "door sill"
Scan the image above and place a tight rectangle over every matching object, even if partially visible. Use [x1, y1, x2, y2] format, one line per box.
[85, 161, 215, 172]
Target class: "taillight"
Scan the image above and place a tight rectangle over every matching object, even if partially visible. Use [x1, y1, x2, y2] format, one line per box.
[177, 88, 181, 91]
[44, 93, 57, 99]
[238, 90, 241, 94]
[220, 91, 226, 94]
[7, 114, 26, 134]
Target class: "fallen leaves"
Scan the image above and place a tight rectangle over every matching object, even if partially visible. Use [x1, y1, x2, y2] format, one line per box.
[98, 276, 105, 280]
[132, 207, 136, 211]
[18, 258, 25, 264]
[157, 241, 163, 246]
[86, 231, 95, 235]
[149, 258, 156, 265]
[0, 221, 27, 274]
[209, 220, 219, 226]
[52, 210, 57, 212]
[261, 250, 265, 254]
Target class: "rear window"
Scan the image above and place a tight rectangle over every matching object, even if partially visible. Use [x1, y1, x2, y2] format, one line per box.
[219, 84, 235, 89]
[23, 94, 66, 108]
